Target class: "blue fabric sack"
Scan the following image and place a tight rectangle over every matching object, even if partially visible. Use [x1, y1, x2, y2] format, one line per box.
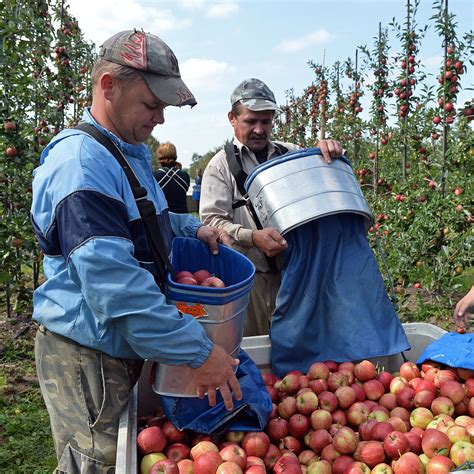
[159, 349, 273, 435]
[417, 332, 474, 370]
[270, 214, 410, 377]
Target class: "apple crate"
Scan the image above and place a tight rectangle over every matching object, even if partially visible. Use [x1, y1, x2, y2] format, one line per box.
[115, 322, 446, 474]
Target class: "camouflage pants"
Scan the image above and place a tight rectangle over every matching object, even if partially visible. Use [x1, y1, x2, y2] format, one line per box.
[35, 326, 143, 473]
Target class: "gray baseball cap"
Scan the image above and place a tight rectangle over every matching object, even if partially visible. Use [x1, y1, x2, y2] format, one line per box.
[230, 78, 280, 112]
[99, 30, 197, 107]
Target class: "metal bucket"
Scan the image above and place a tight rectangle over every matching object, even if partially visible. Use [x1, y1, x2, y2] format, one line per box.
[152, 237, 255, 397]
[244, 148, 373, 235]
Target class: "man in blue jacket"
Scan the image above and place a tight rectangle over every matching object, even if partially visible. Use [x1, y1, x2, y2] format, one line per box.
[31, 29, 241, 472]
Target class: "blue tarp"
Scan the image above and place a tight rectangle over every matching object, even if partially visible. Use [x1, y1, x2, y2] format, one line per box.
[159, 350, 273, 435]
[270, 214, 411, 377]
[417, 332, 474, 370]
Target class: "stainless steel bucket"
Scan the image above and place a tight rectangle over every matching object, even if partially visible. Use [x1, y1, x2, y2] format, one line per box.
[153, 291, 250, 398]
[152, 237, 255, 398]
[245, 149, 373, 235]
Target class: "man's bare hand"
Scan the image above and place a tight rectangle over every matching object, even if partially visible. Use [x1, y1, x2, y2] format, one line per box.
[192, 345, 242, 410]
[454, 286, 474, 329]
[318, 139, 343, 163]
[197, 225, 233, 255]
[252, 228, 288, 257]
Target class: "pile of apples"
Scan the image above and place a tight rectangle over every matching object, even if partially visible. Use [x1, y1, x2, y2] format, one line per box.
[137, 358, 474, 474]
[174, 269, 226, 288]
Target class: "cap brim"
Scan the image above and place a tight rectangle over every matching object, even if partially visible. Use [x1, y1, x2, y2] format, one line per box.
[240, 98, 280, 112]
[139, 72, 197, 107]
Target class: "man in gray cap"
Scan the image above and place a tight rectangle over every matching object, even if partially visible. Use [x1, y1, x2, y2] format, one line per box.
[31, 30, 241, 472]
[200, 78, 342, 336]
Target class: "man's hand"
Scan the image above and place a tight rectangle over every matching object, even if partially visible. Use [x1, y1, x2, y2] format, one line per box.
[192, 344, 242, 410]
[318, 139, 343, 163]
[197, 225, 233, 255]
[252, 228, 288, 257]
[454, 286, 474, 329]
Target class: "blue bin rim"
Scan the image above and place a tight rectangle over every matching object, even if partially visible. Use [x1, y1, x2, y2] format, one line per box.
[166, 237, 256, 305]
[244, 147, 351, 192]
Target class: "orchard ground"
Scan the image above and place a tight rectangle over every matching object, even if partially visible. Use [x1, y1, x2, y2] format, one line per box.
[1, 276, 473, 472]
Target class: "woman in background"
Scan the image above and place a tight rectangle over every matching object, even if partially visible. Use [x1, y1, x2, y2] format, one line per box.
[192, 168, 203, 213]
[154, 142, 190, 213]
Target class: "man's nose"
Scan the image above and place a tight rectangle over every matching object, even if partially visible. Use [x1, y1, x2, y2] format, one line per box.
[153, 107, 165, 125]
[253, 122, 265, 134]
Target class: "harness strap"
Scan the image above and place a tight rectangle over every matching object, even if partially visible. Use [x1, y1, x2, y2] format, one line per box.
[157, 167, 188, 192]
[74, 122, 175, 289]
[224, 142, 289, 273]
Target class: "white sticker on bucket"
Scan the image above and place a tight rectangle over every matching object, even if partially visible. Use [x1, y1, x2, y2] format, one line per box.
[176, 302, 208, 318]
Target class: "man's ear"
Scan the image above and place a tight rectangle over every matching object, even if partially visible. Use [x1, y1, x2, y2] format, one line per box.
[228, 110, 236, 126]
[100, 72, 116, 100]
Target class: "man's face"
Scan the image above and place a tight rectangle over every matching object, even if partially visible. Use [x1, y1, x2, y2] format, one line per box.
[229, 107, 274, 152]
[107, 77, 167, 145]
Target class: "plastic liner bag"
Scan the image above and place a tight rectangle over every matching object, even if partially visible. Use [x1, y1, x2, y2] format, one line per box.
[270, 213, 410, 377]
[159, 350, 272, 435]
[417, 332, 474, 370]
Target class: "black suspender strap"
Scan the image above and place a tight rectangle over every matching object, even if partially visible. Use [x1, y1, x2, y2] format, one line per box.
[74, 122, 175, 289]
[224, 142, 290, 274]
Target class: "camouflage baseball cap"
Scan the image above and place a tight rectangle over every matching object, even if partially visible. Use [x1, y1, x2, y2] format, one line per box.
[99, 30, 197, 107]
[230, 78, 280, 112]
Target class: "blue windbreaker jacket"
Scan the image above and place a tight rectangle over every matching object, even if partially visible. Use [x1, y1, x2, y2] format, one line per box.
[30, 110, 213, 367]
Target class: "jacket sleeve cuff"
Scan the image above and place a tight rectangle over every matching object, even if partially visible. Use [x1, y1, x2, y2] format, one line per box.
[188, 338, 214, 368]
[237, 227, 254, 247]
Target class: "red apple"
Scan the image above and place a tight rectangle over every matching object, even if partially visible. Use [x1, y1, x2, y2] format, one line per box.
[399, 362, 420, 381]
[319, 444, 341, 463]
[266, 417, 289, 443]
[200, 276, 225, 288]
[449, 440, 474, 467]
[327, 371, 349, 392]
[415, 380, 437, 395]
[347, 402, 370, 427]
[439, 380, 465, 404]
[354, 361, 376, 382]
[263, 444, 281, 470]
[370, 463, 393, 473]
[335, 386, 356, 408]
[456, 369, 474, 382]
[332, 426, 358, 455]
[245, 466, 265, 474]
[226, 432, 245, 444]
[306, 428, 332, 454]
[278, 396, 297, 419]
[421, 428, 452, 457]
[351, 383, 366, 402]
[175, 270, 195, 280]
[142, 454, 167, 474]
[177, 276, 198, 286]
[389, 377, 408, 395]
[431, 397, 455, 417]
[165, 443, 191, 463]
[414, 390, 436, 409]
[279, 435, 302, 454]
[317, 391, 338, 413]
[163, 420, 186, 443]
[370, 422, 394, 442]
[190, 441, 219, 460]
[216, 461, 243, 474]
[272, 456, 301, 474]
[309, 379, 328, 395]
[193, 269, 212, 284]
[391, 451, 424, 473]
[343, 461, 371, 473]
[446, 424, 470, 444]
[382, 431, 410, 459]
[280, 374, 301, 394]
[308, 362, 330, 380]
[379, 393, 397, 411]
[150, 459, 180, 474]
[288, 413, 310, 439]
[138, 426, 168, 454]
[353, 440, 385, 468]
[296, 391, 319, 415]
[219, 445, 247, 470]
[409, 407, 434, 429]
[331, 409, 347, 426]
[425, 455, 454, 473]
[332, 455, 355, 474]
[404, 432, 422, 454]
[310, 409, 332, 431]
[241, 432, 270, 458]
[376, 371, 394, 392]
[194, 451, 223, 474]
[363, 380, 385, 401]
[396, 387, 416, 410]
[177, 459, 194, 474]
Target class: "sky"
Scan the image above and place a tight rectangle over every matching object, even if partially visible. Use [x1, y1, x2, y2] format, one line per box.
[68, 0, 473, 168]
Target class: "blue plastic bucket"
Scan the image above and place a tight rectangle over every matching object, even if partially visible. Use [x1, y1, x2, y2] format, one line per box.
[153, 237, 256, 397]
